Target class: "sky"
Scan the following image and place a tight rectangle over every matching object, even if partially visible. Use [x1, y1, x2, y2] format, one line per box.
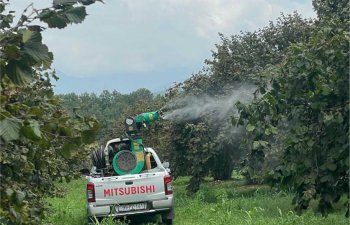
[9, 0, 316, 94]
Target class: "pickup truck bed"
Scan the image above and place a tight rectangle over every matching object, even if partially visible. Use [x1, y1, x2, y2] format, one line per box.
[86, 148, 174, 224]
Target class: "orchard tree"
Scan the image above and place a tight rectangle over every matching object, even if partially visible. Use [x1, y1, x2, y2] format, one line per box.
[236, 0, 349, 216]
[164, 11, 314, 193]
[0, 0, 101, 224]
[59, 88, 156, 143]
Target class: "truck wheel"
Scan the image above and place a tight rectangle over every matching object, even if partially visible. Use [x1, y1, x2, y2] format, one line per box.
[161, 207, 174, 225]
[162, 218, 173, 225]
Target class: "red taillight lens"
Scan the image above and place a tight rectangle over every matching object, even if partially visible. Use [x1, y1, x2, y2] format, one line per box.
[164, 175, 173, 195]
[87, 182, 95, 203]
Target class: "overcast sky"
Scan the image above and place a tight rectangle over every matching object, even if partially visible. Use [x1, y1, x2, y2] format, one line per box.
[10, 0, 316, 94]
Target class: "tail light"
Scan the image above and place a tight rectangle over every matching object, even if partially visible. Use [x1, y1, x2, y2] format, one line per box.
[164, 175, 173, 195]
[87, 182, 95, 203]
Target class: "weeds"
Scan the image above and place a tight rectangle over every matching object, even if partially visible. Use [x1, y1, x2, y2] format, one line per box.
[44, 177, 348, 225]
[91, 216, 129, 225]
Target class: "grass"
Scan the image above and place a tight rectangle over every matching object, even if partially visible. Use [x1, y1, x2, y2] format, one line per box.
[44, 178, 89, 225]
[44, 176, 349, 225]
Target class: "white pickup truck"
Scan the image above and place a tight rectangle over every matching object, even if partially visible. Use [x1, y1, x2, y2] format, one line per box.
[86, 139, 174, 224]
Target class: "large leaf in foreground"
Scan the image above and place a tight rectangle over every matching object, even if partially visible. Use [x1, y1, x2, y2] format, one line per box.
[64, 6, 87, 24]
[22, 30, 52, 64]
[0, 117, 21, 142]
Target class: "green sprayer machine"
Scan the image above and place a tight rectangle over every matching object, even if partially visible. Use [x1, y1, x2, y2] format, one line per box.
[91, 111, 161, 176]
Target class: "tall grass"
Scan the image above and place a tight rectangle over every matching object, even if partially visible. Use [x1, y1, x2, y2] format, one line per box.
[44, 176, 348, 225]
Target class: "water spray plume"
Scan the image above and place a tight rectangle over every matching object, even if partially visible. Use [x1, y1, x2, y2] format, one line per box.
[162, 83, 256, 123]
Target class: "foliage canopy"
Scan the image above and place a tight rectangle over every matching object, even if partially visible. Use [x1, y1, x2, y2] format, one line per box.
[0, 0, 101, 224]
[235, 0, 349, 216]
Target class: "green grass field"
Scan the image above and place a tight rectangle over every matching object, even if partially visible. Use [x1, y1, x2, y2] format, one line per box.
[44, 176, 348, 225]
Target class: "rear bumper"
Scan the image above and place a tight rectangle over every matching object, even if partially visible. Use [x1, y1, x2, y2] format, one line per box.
[87, 196, 174, 218]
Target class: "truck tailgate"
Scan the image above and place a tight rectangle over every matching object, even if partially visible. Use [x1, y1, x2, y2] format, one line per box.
[92, 172, 166, 206]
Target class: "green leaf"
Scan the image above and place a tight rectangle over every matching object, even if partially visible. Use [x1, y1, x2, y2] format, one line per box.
[29, 120, 41, 138]
[53, 0, 99, 6]
[5, 60, 33, 84]
[15, 191, 25, 206]
[43, 52, 54, 70]
[60, 142, 75, 159]
[321, 84, 332, 95]
[28, 106, 44, 117]
[326, 163, 337, 171]
[0, 110, 11, 120]
[252, 140, 268, 150]
[88, 119, 100, 132]
[65, 7, 87, 24]
[3, 45, 21, 60]
[307, 139, 314, 147]
[23, 162, 35, 173]
[20, 120, 42, 141]
[22, 30, 51, 63]
[40, 11, 68, 29]
[0, 117, 21, 142]
[323, 113, 334, 123]
[20, 155, 27, 161]
[0, 14, 14, 29]
[53, 0, 79, 5]
[82, 130, 95, 144]
[260, 141, 268, 148]
[0, 3, 5, 13]
[5, 188, 14, 197]
[81, 0, 99, 6]
[246, 124, 255, 132]
[235, 101, 245, 111]
[320, 175, 332, 183]
[269, 125, 278, 134]
[59, 126, 72, 136]
[252, 141, 260, 150]
[334, 111, 343, 124]
[295, 125, 308, 135]
[39, 6, 87, 29]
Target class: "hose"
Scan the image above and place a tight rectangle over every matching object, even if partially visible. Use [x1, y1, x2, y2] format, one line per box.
[91, 148, 106, 169]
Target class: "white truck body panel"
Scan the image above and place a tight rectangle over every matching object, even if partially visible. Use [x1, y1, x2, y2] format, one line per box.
[86, 148, 174, 219]
[91, 172, 166, 205]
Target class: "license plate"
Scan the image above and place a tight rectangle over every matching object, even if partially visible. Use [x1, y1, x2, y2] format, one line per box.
[116, 203, 147, 212]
